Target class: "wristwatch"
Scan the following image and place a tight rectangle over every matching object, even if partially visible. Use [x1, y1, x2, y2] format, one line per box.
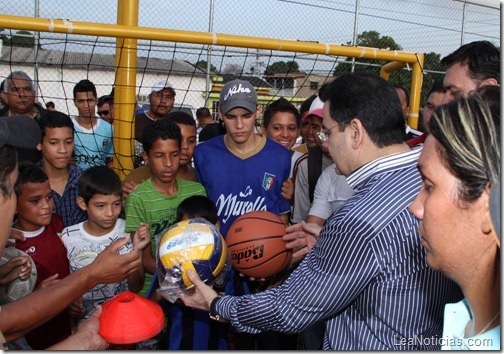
[209, 297, 228, 323]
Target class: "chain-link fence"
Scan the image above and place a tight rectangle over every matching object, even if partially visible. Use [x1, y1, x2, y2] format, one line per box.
[0, 0, 499, 174]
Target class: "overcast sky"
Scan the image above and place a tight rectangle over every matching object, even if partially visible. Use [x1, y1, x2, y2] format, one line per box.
[0, 0, 500, 72]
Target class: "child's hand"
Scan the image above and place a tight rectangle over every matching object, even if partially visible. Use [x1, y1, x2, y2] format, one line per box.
[0, 255, 32, 284]
[69, 297, 85, 319]
[6, 229, 26, 247]
[36, 273, 60, 290]
[133, 222, 151, 251]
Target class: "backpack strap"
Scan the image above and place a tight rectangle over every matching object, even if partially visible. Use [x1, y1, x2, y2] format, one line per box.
[307, 145, 323, 203]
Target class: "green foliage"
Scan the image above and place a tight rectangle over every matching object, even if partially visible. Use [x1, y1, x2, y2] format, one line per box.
[2, 30, 35, 48]
[332, 31, 445, 107]
[195, 60, 217, 73]
[264, 60, 300, 75]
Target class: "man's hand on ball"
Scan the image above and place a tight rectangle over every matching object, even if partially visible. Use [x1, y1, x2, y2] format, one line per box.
[180, 269, 219, 311]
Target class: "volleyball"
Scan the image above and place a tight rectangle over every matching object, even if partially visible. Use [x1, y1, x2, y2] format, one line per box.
[157, 218, 227, 291]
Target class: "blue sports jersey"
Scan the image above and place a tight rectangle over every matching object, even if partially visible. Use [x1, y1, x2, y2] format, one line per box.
[194, 135, 291, 238]
[72, 117, 114, 169]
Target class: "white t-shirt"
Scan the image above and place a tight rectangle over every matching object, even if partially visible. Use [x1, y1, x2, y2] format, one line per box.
[60, 218, 132, 320]
[308, 164, 354, 220]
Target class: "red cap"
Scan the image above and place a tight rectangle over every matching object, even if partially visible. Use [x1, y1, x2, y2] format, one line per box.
[99, 292, 164, 344]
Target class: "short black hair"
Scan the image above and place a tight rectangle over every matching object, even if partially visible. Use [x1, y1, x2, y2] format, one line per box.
[427, 79, 447, 97]
[15, 162, 48, 196]
[78, 166, 122, 204]
[73, 79, 97, 99]
[163, 110, 196, 127]
[441, 40, 500, 85]
[38, 110, 75, 141]
[320, 72, 405, 147]
[45, 101, 55, 109]
[196, 107, 212, 119]
[97, 95, 113, 107]
[262, 97, 301, 128]
[142, 119, 182, 154]
[176, 195, 218, 224]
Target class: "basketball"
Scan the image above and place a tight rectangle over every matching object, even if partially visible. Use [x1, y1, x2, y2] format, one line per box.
[226, 211, 291, 278]
[0, 248, 38, 305]
[157, 218, 227, 291]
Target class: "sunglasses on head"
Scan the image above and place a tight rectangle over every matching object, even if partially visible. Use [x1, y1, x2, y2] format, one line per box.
[98, 110, 110, 116]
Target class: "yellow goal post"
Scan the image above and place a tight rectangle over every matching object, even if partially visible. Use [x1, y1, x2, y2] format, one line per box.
[0, 0, 424, 178]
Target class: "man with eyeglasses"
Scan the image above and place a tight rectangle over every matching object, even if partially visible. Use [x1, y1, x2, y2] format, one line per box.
[181, 73, 462, 350]
[97, 95, 114, 125]
[0, 71, 47, 163]
[133, 80, 176, 167]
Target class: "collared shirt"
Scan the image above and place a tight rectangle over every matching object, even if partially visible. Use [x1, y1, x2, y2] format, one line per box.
[47, 163, 88, 227]
[441, 299, 500, 350]
[216, 147, 462, 350]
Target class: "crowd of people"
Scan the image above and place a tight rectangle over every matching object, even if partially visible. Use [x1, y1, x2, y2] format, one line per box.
[0, 39, 499, 350]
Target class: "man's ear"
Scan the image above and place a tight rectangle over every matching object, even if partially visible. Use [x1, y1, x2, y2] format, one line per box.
[349, 118, 365, 149]
[480, 78, 499, 87]
[76, 197, 88, 212]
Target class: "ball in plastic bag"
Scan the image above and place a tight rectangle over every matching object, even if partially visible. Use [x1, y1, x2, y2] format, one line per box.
[157, 218, 227, 290]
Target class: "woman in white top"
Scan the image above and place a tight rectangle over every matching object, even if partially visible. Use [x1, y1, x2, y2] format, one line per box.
[410, 91, 500, 350]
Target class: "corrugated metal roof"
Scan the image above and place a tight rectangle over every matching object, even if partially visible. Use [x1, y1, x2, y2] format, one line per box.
[0, 46, 206, 77]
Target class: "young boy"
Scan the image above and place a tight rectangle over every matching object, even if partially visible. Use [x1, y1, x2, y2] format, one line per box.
[121, 110, 198, 197]
[12, 162, 72, 349]
[37, 110, 88, 227]
[71, 79, 114, 169]
[147, 195, 227, 350]
[125, 119, 206, 296]
[60, 166, 150, 322]
[261, 97, 301, 203]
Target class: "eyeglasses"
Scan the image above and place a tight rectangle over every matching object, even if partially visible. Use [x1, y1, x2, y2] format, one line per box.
[151, 92, 175, 101]
[98, 110, 110, 116]
[315, 124, 338, 143]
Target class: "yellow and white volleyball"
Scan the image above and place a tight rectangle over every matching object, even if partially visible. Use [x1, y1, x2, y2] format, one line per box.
[0, 248, 37, 305]
[157, 218, 227, 290]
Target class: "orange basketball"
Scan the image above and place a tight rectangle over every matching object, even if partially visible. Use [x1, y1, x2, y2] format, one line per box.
[226, 211, 291, 278]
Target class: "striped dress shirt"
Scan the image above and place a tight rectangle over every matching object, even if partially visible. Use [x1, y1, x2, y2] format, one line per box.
[217, 147, 463, 350]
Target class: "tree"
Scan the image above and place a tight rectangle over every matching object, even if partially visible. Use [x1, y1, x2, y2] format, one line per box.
[222, 63, 243, 75]
[0, 30, 35, 48]
[333, 31, 402, 77]
[195, 60, 217, 73]
[264, 61, 299, 75]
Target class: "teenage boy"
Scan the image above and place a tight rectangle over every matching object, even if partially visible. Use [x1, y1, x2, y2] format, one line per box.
[61, 166, 150, 322]
[71, 79, 114, 169]
[193, 79, 292, 349]
[124, 119, 206, 296]
[122, 110, 198, 195]
[12, 163, 71, 349]
[37, 111, 87, 227]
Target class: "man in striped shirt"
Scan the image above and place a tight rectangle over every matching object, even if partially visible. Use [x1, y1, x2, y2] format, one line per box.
[181, 73, 462, 350]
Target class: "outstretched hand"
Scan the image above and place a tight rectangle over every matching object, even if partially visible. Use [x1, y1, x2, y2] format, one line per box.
[180, 270, 219, 312]
[283, 221, 321, 264]
[88, 236, 142, 285]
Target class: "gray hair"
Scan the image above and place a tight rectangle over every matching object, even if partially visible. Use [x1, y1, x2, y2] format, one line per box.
[429, 94, 500, 204]
[4, 71, 34, 92]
